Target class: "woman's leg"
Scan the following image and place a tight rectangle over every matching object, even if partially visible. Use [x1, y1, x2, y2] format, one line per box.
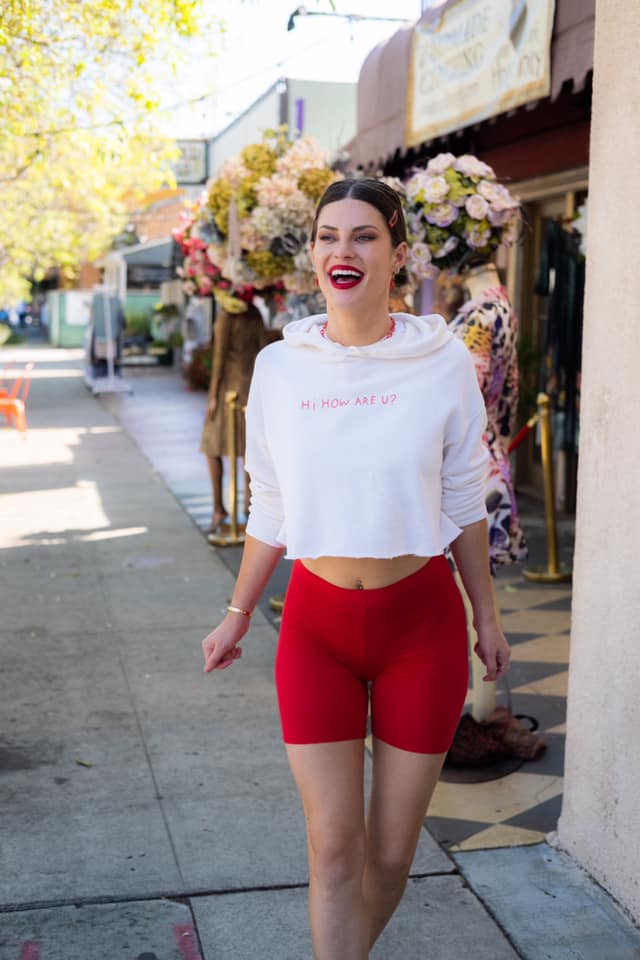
[204, 454, 227, 527]
[286, 740, 369, 960]
[363, 739, 446, 947]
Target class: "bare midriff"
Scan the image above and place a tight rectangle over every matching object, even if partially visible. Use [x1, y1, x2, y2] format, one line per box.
[300, 555, 431, 590]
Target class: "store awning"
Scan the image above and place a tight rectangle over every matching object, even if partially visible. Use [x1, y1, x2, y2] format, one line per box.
[347, 0, 595, 170]
[549, 0, 595, 100]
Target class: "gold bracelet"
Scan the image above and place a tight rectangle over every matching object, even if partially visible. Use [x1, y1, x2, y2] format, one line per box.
[227, 604, 253, 618]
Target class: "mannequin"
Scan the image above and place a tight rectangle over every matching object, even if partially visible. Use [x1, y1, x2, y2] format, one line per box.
[463, 261, 500, 302]
[449, 257, 527, 720]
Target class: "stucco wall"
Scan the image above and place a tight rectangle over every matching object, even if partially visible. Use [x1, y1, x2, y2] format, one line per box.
[557, 0, 640, 921]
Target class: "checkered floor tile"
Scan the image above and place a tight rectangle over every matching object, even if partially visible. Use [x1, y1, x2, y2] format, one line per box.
[426, 567, 571, 851]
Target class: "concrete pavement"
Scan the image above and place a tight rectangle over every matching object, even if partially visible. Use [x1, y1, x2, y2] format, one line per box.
[1, 345, 639, 959]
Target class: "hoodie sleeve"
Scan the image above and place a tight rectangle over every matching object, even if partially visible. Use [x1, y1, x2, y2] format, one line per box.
[441, 348, 489, 529]
[244, 357, 286, 548]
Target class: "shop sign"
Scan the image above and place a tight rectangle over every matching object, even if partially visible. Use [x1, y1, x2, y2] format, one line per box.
[174, 140, 208, 185]
[407, 0, 555, 147]
[127, 265, 173, 287]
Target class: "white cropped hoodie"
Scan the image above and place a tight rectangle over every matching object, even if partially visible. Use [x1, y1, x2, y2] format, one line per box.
[244, 312, 488, 559]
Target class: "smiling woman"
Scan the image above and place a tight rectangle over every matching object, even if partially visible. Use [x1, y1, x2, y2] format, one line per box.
[201, 177, 509, 958]
[308, 178, 408, 346]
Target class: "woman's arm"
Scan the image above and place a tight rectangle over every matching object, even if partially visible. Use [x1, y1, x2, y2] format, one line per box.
[449, 519, 510, 681]
[202, 535, 284, 672]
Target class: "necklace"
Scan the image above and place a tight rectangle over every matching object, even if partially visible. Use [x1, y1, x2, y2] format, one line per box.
[320, 316, 396, 342]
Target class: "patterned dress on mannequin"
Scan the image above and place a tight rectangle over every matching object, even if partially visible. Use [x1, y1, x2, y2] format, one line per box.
[449, 285, 527, 571]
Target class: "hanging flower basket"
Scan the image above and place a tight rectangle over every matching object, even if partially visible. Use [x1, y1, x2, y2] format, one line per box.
[403, 154, 522, 282]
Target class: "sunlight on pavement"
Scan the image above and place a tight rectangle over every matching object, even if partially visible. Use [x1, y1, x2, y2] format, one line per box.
[1, 484, 110, 546]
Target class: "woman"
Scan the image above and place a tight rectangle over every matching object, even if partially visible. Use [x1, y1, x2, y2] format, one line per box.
[202, 179, 510, 958]
[200, 303, 273, 536]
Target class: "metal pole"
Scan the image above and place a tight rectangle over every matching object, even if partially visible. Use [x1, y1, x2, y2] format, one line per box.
[227, 390, 239, 541]
[523, 393, 571, 583]
[207, 390, 245, 548]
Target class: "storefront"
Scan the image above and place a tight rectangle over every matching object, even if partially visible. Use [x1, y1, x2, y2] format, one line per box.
[348, 0, 594, 511]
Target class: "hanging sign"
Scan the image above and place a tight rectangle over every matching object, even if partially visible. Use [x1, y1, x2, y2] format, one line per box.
[174, 140, 208, 185]
[407, 0, 555, 147]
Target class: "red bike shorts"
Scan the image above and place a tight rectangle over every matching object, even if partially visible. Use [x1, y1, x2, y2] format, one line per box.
[275, 555, 468, 754]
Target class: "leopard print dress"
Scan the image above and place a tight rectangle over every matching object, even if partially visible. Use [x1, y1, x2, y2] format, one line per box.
[449, 285, 527, 570]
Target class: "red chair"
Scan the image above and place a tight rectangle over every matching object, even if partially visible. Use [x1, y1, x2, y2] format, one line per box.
[0, 361, 33, 433]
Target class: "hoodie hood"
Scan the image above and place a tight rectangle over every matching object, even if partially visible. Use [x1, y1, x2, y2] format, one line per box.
[282, 313, 452, 360]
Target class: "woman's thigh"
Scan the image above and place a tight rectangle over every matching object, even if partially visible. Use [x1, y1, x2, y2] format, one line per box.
[286, 740, 367, 866]
[366, 737, 445, 870]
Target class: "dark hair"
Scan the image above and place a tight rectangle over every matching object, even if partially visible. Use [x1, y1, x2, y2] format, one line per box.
[311, 178, 408, 287]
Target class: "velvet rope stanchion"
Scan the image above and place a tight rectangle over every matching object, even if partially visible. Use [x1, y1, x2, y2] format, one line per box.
[207, 390, 246, 548]
[508, 411, 539, 454]
[523, 393, 572, 583]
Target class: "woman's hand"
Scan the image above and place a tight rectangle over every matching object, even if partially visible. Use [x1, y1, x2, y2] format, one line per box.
[473, 618, 511, 681]
[202, 616, 250, 672]
[206, 395, 218, 420]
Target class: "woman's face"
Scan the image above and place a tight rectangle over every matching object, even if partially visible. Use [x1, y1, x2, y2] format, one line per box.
[310, 198, 407, 312]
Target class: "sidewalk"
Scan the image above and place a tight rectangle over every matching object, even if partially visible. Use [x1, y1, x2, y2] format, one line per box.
[1, 345, 639, 959]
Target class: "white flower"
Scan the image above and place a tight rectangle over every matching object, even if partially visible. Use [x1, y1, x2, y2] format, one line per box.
[405, 171, 431, 204]
[276, 136, 329, 176]
[454, 155, 495, 179]
[487, 206, 512, 227]
[477, 179, 502, 203]
[407, 243, 432, 278]
[426, 153, 456, 175]
[423, 176, 450, 203]
[426, 202, 458, 227]
[466, 226, 492, 249]
[250, 206, 285, 240]
[219, 158, 251, 190]
[407, 211, 424, 236]
[408, 242, 432, 265]
[465, 194, 490, 220]
[487, 183, 520, 212]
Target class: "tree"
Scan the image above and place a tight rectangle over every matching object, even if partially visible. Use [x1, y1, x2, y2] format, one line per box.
[0, 0, 219, 302]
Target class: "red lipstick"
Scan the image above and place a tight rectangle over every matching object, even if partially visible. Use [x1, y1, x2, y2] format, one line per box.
[328, 265, 364, 289]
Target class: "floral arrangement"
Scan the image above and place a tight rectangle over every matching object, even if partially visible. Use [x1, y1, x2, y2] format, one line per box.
[201, 127, 338, 312]
[403, 153, 521, 281]
[172, 197, 225, 299]
[203, 128, 339, 310]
